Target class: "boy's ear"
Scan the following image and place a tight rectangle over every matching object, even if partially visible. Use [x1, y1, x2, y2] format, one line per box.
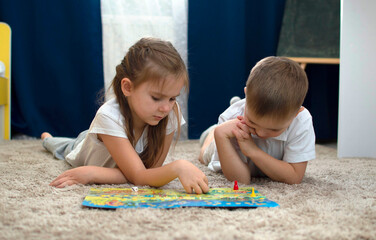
[121, 78, 133, 96]
[244, 87, 247, 95]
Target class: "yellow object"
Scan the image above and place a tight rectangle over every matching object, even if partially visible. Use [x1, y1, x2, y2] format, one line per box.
[250, 187, 256, 197]
[0, 76, 7, 105]
[0, 22, 11, 140]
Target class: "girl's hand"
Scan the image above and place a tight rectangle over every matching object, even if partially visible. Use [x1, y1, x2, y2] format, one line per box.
[175, 160, 209, 194]
[50, 166, 94, 188]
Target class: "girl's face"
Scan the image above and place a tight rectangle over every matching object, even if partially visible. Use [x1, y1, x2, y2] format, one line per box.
[124, 76, 184, 129]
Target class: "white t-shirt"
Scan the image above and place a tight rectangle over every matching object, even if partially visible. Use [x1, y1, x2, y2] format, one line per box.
[65, 98, 185, 168]
[208, 99, 316, 172]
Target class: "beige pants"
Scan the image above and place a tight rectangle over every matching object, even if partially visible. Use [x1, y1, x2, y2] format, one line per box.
[202, 140, 216, 166]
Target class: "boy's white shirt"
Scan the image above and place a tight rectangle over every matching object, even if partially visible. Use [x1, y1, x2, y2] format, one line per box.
[208, 98, 316, 172]
[65, 98, 185, 168]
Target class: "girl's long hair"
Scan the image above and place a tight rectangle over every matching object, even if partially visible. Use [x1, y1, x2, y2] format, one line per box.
[110, 38, 189, 168]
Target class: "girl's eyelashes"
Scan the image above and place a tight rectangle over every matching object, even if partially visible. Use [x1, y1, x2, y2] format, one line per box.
[151, 96, 161, 101]
[152, 96, 177, 102]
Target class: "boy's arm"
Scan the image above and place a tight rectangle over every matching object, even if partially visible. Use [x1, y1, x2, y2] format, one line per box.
[233, 121, 307, 184]
[243, 147, 307, 184]
[214, 119, 251, 184]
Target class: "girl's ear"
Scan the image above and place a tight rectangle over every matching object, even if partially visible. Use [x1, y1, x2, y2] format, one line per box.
[121, 78, 133, 96]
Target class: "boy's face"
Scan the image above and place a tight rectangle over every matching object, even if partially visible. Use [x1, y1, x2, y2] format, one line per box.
[243, 106, 296, 139]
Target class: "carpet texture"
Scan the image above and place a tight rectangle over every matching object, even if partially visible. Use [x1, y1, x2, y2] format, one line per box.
[0, 139, 375, 240]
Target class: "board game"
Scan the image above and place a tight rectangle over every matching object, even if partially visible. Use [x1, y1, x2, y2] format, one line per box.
[82, 187, 279, 209]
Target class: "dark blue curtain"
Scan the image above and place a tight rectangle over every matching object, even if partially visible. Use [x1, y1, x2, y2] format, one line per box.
[0, 0, 103, 138]
[304, 64, 339, 142]
[188, 1, 286, 139]
[188, 0, 339, 141]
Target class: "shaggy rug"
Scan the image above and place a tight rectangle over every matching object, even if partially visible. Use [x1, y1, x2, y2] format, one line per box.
[0, 139, 375, 240]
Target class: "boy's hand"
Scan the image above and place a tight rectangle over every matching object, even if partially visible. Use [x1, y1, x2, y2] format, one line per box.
[175, 160, 209, 194]
[215, 118, 241, 139]
[214, 117, 252, 184]
[50, 166, 94, 188]
[232, 116, 259, 157]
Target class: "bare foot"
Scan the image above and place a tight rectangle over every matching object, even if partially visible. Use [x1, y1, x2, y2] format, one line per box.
[41, 132, 52, 140]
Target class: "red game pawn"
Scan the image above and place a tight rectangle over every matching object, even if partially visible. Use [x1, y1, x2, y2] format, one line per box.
[233, 181, 239, 190]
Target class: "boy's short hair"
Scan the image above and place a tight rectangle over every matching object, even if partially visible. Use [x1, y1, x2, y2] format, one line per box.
[245, 56, 308, 121]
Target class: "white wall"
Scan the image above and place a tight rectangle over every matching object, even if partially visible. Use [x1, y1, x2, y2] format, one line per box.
[338, 0, 376, 158]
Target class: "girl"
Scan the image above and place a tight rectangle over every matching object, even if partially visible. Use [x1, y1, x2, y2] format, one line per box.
[42, 38, 209, 194]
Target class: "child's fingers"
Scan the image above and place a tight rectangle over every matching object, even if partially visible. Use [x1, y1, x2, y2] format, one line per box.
[192, 178, 209, 194]
[203, 175, 209, 185]
[237, 115, 246, 124]
[50, 175, 63, 184]
[55, 182, 68, 188]
[50, 174, 74, 187]
[237, 122, 250, 134]
[55, 180, 75, 188]
[50, 170, 71, 185]
[192, 185, 203, 194]
[50, 177, 66, 187]
[232, 128, 249, 140]
[232, 129, 240, 139]
[183, 180, 207, 194]
[199, 179, 210, 194]
[53, 177, 80, 188]
[49, 178, 60, 186]
[182, 184, 193, 194]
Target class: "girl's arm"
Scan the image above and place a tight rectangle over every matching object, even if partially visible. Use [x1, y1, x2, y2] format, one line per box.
[150, 131, 175, 168]
[50, 133, 173, 188]
[99, 132, 209, 194]
[50, 166, 127, 188]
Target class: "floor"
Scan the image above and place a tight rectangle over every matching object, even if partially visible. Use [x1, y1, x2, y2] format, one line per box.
[321, 141, 337, 149]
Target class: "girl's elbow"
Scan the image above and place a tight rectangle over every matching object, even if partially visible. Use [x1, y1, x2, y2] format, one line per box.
[126, 173, 144, 186]
[131, 176, 147, 186]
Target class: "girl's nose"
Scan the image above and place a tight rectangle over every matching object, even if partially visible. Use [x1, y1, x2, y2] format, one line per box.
[159, 101, 172, 113]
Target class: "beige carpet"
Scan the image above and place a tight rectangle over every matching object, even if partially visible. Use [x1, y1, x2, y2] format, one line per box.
[0, 139, 375, 240]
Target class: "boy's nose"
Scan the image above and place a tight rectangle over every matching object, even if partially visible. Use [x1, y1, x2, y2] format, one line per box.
[256, 129, 267, 139]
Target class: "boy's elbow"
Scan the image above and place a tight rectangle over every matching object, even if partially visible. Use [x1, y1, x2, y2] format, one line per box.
[283, 162, 307, 184]
[286, 179, 303, 185]
[224, 173, 250, 185]
[283, 175, 303, 185]
[213, 125, 226, 140]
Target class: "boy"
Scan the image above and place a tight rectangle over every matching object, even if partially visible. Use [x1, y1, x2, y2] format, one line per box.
[199, 56, 315, 184]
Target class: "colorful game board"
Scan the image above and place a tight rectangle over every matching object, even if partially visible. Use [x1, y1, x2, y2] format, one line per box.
[82, 187, 279, 209]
